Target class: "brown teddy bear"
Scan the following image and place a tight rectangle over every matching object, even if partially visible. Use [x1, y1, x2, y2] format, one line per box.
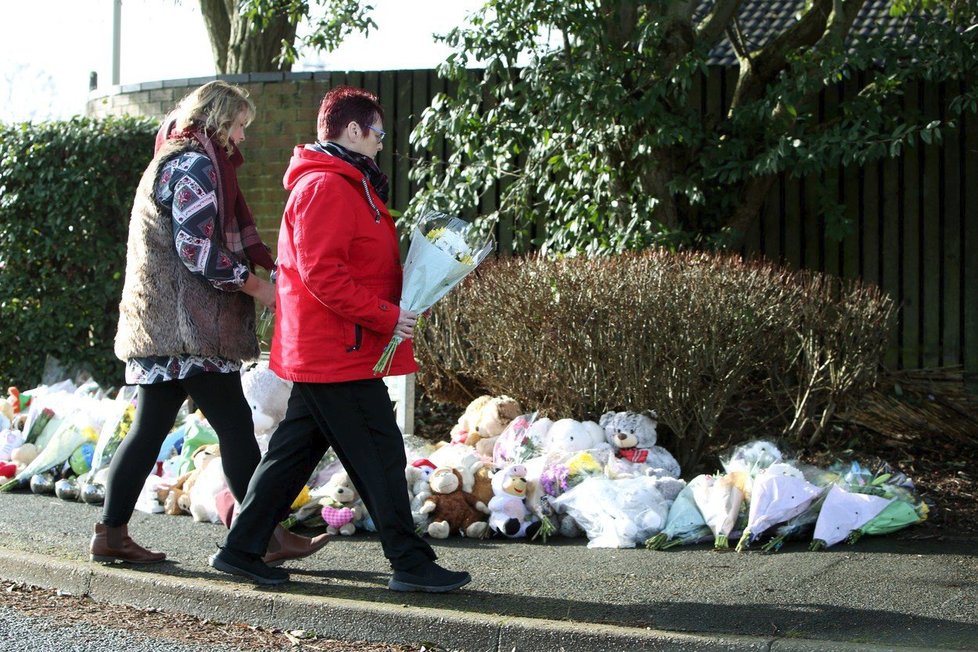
[419, 467, 490, 539]
[157, 443, 221, 516]
[470, 464, 494, 506]
[449, 395, 522, 460]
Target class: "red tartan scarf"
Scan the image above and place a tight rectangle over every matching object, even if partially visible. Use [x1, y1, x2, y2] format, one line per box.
[155, 117, 275, 271]
[616, 448, 649, 463]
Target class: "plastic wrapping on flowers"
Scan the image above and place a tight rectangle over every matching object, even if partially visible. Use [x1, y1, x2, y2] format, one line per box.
[553, 475, 671, 548]
[735, 462, 822, 551]
[646, 474, 712, 550]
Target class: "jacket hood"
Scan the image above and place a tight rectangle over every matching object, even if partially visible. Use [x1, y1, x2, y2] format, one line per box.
[283, 145, 364, 191]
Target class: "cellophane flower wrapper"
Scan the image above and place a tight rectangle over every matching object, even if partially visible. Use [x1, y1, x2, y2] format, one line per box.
[810, 484, 894, 550]
[646, 473, 712, 550]
[760, 464, 835, 552]
[373, 211, 494, 375]
[735, 462, 822, 551]
[1, 417, 99, 491]
[82, 389, 137, 483]
[539, 450, 605, 498]
[846, 464, 928, 543]
[848, 497, 928, 543]
[493, 412, 545, 467]
[691, 472, 745, 548]
[721, 439, 783, 501]
[554, 475, 669, 549]
[256, 267, 278, 348]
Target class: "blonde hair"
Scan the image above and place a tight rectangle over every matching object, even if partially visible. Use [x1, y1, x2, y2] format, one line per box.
[173, 81, 255, 151]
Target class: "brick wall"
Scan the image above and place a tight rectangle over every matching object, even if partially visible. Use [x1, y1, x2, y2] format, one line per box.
[86, 72, 421, 252]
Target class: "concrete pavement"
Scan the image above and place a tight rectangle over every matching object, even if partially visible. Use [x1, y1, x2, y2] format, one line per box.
[0, 491, 975, 651]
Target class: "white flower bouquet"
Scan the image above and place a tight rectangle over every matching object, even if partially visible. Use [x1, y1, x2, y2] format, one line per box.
[734, 462, 822, 552]
[373, 211, 494, 375]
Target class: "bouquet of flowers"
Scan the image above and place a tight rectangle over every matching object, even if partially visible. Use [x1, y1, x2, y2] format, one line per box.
[645, 474, 712, 550]
[810, 484, 894, 550]
[373, 211, 494, 375]
[82, 392, 137, 483]
[1, 418, 99, 492]
[691, 472, 746, 548]
[734, 462, 822, 552]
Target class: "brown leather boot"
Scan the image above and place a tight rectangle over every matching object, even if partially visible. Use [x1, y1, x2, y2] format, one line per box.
[262, 524, 329, 566]
[90, 523, 166, 564]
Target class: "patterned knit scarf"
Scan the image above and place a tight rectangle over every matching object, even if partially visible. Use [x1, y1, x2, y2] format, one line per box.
[154, 117, 275, 271]
[313, 140, 390, 204]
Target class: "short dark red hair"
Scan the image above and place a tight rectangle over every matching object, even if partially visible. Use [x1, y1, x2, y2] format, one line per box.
[317, 86, 384, 141]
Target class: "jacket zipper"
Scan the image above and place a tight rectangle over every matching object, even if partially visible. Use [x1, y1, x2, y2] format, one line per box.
[361, 177, 381, 223]
[346, 324, 362, 352]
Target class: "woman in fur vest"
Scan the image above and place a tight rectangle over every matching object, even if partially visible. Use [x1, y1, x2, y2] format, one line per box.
[92, 81, 327, 566]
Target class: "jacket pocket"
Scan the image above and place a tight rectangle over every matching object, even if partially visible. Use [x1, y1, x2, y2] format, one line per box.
[345, 323, 362, 352]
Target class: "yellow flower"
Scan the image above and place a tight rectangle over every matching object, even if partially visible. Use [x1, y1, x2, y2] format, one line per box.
[567, 452, 600, 476]
[290, 485, 311, 510]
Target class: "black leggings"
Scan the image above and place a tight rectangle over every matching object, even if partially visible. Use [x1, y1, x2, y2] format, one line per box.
[101, 372, 260, 527]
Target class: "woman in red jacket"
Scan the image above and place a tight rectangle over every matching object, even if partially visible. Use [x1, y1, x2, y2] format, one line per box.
[210, 86, 470, 592]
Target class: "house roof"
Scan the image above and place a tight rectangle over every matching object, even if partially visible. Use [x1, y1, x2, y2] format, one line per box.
[701, 0, 919, 66]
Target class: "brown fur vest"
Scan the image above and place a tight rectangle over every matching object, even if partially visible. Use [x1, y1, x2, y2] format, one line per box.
[114, 141, 260, 363]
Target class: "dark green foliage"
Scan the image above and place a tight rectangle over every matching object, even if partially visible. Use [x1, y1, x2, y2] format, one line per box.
[414, 251, 895, 471]
[407, 1, 978, 254]
[0, 116, 158, 388]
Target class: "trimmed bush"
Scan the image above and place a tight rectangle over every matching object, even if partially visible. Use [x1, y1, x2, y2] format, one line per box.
[0, 116, 158, 388]
[414, 251, 895, 471]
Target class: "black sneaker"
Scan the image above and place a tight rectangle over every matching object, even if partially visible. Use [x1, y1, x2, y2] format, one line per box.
[209, 546, 289, 586]
[388, 561, 471, 593]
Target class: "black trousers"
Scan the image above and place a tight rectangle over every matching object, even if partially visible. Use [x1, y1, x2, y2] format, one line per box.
[225, 378, 435, 572]
[101, 372, 260, 527]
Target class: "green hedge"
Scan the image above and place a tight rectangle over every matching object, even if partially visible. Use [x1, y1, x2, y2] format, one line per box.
[0, 116, 158, 388]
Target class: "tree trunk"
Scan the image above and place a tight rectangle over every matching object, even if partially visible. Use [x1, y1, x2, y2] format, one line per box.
[227, 9, 298, 73]
[199, 0, 299, 74]
[199, 0, 230, 74]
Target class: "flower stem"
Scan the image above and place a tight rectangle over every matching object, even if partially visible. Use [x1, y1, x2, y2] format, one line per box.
[372, 336, 403, 375]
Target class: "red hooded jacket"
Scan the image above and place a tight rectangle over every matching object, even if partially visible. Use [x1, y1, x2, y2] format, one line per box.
[269, 146, 417, 383]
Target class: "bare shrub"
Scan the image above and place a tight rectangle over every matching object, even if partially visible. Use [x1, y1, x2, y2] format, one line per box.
[763, 273, 896, 447]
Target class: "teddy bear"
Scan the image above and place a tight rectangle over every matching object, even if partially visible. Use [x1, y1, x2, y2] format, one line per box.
[427, 443, 485, 495]
[4, 437, 33, 470]
[319, 470, 366, 536]
[240, 361, 293, 453]
[526, 417, 609, 503]
[600, 410, 681, 480]
[449, 395, 493, 445]
[419, 466, 490, 538]
[157, 443, 221, 516]
[487, 464, 541, 539]
[470, 464, 494, 506]
[406, 458, 436, 531]
[449, 395, 522, 460]
[188, 454, 229, 523]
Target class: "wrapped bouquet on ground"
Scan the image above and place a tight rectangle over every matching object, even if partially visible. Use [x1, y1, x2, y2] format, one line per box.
[735, 462, 823, 551]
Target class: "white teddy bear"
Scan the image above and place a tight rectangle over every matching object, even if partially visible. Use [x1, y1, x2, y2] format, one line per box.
[405, 458, 437, 531]
[240, 362, 292, 453]
[319, 470, 366, 536]
[600, 410, 681, 480]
